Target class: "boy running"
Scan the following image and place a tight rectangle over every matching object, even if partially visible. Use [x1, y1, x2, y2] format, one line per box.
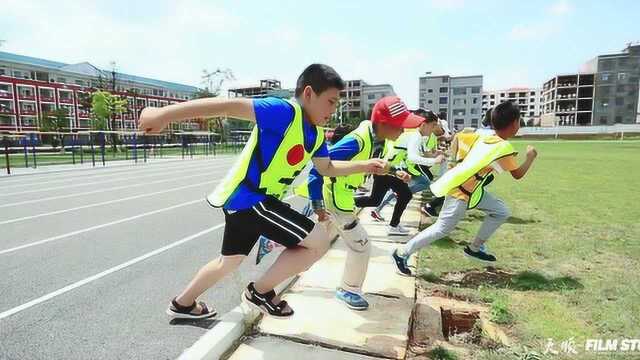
[307, 96, 423, 310]
[139, 64, 386, 319]
[392, 101, 538, 276]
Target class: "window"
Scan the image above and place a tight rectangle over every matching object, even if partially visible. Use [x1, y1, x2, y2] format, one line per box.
[57, 77, 67, 83]
[0, 115, 15, 125]
[600, 59, 614, 71]
[439, 97, 448, 104]
[439, 108, 448, 113]
[615, 116, 622, 123]
[470, 108, 479, 115]
[490, 101, 495, 105]
[618, 73, 627, 81]
[454, 119, 465, 125]
[439, 87, 448, 93]
[368, 94, 375, 100]
[0, 68, 5, 76]
[490, 94, 495, 99]
[500, 93, 505, 97]
[529, 111, 535, 116]
[530, 91, 536, 96]
[453, 109, 466, 116]
[75, 79, 85, 86]
[530, 98, 535, 103]
[471, 119, 478, 126]
[428, 89, 433, 93]
[427, 100, 433, 104]
[442, 77, 449, 83]
[471, 87, 481, 94]
[453, 98, 466, 105]
[617, 84, 626, 93]
[601, 73, 610, 81]
[615, 97, 624, 106]
[599, 116, 608, 124]
[452, 87, 466, 95]
[508, 92, 516, 98]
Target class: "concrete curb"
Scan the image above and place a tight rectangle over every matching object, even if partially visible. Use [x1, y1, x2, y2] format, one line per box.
[176, 275, 300, 360]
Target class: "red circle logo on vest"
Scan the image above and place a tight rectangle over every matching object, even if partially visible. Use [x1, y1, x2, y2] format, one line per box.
[286, 144, 305, 166]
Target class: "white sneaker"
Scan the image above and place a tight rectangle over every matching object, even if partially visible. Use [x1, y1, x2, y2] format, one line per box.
[388, 224, 410, 236]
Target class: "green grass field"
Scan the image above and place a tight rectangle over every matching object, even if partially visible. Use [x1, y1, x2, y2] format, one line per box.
[417, 140, 640, 360]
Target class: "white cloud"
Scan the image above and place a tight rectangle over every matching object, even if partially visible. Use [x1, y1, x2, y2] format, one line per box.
[549, 0, 572, 16]
[429, 0, 465, 10]
[1, 0, 240, 87]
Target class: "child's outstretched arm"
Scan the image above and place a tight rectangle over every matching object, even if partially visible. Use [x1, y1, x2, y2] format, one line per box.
[311, 157, 387, 178]
[138, 98, 254, 133]
[511, 145, 538, 180]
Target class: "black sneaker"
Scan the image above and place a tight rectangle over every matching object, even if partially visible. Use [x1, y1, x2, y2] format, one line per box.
[391, 249, 412, 276]
[463, 246, 497, 263]
[421, 204, 438, 218]
[242, 282, 294, 318]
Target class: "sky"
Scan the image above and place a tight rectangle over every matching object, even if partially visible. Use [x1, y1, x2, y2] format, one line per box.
[2, 0, 639, 107]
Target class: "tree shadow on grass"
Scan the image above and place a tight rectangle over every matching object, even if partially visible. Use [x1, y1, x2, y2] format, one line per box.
[420, 267, 583, 292]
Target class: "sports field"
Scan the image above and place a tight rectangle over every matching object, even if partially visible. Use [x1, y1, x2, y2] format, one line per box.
[417, 140, 640, 359]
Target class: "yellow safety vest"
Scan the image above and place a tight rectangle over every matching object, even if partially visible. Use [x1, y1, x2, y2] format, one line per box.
[386, 132, 438, 177]
[207, 100, 324, 207]
[325, 120, 381, 212]
[430, 133, 517, 209]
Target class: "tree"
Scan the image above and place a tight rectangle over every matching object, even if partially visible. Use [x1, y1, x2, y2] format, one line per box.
[91, 91, 128, 149]
[201, 68, 235, 96]
[191, 69, 235, 141]
[40, 108, 71, 151]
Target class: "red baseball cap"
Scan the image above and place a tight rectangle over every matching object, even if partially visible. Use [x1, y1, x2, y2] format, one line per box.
[371, 96, 424, 128]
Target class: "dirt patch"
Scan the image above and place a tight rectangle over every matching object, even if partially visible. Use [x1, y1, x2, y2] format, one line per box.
[408, 283, 509, 359]
[439, 267, 514, 288]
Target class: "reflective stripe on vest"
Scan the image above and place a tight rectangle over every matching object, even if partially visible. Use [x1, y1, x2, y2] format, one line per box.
[429, 134, 516, 206]
[207, 100, 324, 207]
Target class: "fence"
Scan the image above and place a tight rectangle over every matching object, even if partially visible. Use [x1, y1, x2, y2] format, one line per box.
[517, 124, 640, 139]
[0, 130, 246, 175]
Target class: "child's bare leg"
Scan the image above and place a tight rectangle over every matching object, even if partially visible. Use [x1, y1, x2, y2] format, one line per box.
[254, 223, 330, 294]
[175, 255, 245, 311]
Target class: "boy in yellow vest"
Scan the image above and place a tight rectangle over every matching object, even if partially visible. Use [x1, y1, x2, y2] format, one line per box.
[308, 96, 423, 310]
[392, 101, 538, 275]
[139, 64, 386, 319]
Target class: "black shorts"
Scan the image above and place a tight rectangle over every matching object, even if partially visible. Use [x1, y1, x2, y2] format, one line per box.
[221, 197, 315, 256]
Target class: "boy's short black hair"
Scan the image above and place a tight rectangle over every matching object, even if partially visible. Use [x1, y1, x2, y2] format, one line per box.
[491, 101, 520, 130]
[295, 64, 345, 97]
[413, 108, 438, 123]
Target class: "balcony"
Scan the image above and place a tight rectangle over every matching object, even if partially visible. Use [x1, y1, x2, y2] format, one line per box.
[18, 93, 36, 101]
[0, 90, 13, 99]
[20, 108, 37, 116]
[78, 110, 90, 118]
[0, 104, 14, 114]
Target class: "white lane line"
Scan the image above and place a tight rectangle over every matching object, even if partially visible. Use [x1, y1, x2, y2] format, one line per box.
[0, 226, 221, 321]
[0, 199, 205, 255]
[0, 156, 235, 188]
[0, 159, 224, 190]
[0, 167, 227, 208]
[0, 195, 296, 321]
[0, 180, 218, 225]
[0, 159, 233, 195]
